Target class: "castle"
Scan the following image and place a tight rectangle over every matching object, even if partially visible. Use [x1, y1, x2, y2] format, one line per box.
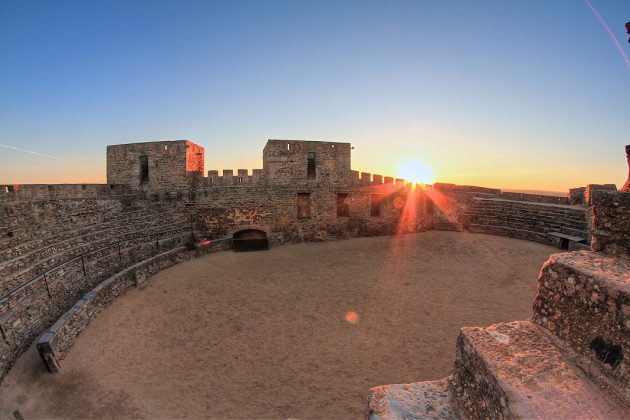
[1, 139, 628, 418]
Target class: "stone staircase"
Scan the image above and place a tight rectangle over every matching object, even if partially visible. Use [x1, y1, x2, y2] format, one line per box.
[367, 251, 629, 419]
[460, 198, 589, 247]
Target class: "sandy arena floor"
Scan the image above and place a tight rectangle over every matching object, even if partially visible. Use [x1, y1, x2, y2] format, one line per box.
[0, 231, 556, 419]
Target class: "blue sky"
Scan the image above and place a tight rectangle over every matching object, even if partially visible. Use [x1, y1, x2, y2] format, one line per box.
[1, 0, 628, 190]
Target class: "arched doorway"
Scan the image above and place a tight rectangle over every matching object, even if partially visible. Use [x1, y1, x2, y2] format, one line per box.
[232, 229, 269, 251]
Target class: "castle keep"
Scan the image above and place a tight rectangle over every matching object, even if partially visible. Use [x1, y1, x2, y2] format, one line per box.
[1, 139, 629, 418]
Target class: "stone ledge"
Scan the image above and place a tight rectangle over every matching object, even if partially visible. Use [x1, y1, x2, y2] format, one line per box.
[367, 379, 458, 420]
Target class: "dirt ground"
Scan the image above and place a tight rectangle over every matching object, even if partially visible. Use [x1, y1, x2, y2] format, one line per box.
[0, 231, 556, 419]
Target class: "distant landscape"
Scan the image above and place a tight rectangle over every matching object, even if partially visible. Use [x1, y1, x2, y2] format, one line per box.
[502, 189, 567, 197]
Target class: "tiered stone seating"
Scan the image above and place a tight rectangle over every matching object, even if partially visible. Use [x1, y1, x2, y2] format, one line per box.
[0, 210, 189, 295]
[367, 251, 630, 419]
[0, 207, 193, 378]
[0, 208, 155, 259]
[460, 198, 588, 247]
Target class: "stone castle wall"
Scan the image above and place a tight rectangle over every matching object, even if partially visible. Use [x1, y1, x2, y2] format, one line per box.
[0, 139, 622, 388]
[107, 140, 204, 189]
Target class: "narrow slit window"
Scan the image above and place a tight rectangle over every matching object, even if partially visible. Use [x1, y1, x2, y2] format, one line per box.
[307, 152, 316, 180]
[297, 193, 311, 219]
[371, 194, 382, 217]
[139, 155, 149, 183]
[337, 193, 349, 217]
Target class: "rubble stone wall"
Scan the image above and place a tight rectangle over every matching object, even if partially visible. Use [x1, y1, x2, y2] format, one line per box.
[107, 140, 203, 188]
[532, 251, 630, 403]
[591, 190, 630, 257]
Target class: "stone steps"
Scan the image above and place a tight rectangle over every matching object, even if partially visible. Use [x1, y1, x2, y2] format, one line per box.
[462, 211, 587, 227]
[467, 209, 586, 224]
[368, 321, 628, 419]
[467, 224, 555, 245]
[462, 216, 587, 235]
[0, 213, 187, 274]
[461, 197, 589, 247]
[0, 228, 193, 336]
[451, 321, 627, 419]
[0, 209, 159, 251]
[0, 209, 172, 261]
[473, 197, 584, 210]
[0, 221, 191, 297]
[367, 379, 456, 419]
[367, 250, 629, 418]
[463, 207, 587, 222]
[0, 214, 186, 276]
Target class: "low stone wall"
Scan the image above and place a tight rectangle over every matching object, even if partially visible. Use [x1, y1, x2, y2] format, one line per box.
[36, 247, 190, 372]
[36, 237, 234, 373]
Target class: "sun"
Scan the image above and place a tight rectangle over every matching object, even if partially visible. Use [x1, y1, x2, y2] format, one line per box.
[397, 159, 435, 184]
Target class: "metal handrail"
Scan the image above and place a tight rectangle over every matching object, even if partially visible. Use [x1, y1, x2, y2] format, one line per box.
[1, 225, 193, 303]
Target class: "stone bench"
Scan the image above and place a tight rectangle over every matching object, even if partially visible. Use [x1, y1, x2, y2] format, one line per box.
[547, 231, 586, 250]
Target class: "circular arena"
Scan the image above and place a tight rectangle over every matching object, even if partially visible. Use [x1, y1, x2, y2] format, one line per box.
[0, 231, 555, 419]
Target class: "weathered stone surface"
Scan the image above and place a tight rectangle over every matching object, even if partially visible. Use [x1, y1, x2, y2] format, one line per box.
[569, 187, 586, 205]
[532, 251, 630, 402]
[585, 183, 617, 206]
[451, 320, 628, 419]
[367, 379, 458, 420]
[591, 190, 630, 256]
[107, 140, 204, 188]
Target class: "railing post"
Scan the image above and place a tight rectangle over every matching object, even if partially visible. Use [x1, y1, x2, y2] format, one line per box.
[0, 324, 7, 344]
[44, 273, 52, 299]
[81, 256, 86, 276]
[117, 241, 122, 260]
[156, 233, 159, 250]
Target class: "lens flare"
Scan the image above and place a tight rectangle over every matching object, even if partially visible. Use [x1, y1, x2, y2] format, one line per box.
[397, 160, 435, 185]
[344, 311, 360, 325]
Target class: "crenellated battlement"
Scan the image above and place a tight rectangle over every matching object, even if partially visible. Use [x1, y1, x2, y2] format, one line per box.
[0, 184, 135, 202]
[206, 169, 266, 186]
